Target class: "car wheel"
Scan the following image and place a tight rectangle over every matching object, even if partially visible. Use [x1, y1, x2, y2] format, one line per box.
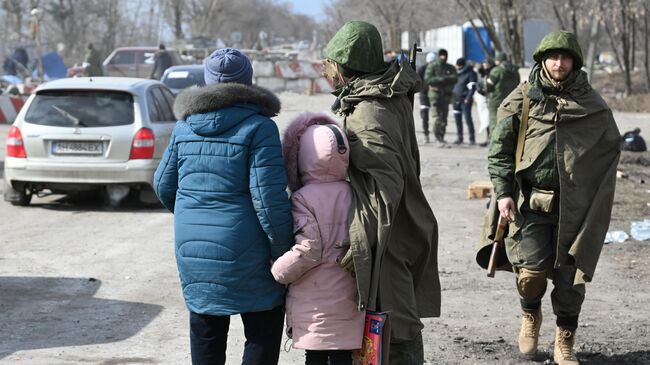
[3, 181, 32, 206]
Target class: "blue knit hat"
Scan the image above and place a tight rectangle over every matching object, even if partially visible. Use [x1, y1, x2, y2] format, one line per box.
[204, 48, 253, 85]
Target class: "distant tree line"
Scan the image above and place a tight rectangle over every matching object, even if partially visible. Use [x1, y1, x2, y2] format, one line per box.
[2, 0, 650, 95]
[324, 0, 650, 96]
[0, 0, 318, 65]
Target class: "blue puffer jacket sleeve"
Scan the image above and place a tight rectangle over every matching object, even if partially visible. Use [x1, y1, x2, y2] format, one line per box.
[153, 129, 179, 213]
[248, 120, 293, 259]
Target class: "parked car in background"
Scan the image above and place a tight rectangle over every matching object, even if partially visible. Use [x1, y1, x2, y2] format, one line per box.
[160, 65, 205, 95]
[3, 77, 177, 206]
[67, 47, 184, 79]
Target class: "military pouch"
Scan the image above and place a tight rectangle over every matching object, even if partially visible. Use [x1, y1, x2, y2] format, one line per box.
[529, 187, 555, 213]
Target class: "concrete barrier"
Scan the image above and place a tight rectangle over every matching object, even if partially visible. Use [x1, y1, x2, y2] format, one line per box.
[0, 95, 25, 124]
[255, 77, 286, 93]
[285, 79, 313, 93]
[312, 78, 334, 94]
[252, 60, 333, 94]
[252, 60, 275, 77]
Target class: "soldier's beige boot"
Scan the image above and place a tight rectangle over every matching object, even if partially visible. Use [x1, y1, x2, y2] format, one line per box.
[518, 309, 543, 355]
[554, 327, 580, 365]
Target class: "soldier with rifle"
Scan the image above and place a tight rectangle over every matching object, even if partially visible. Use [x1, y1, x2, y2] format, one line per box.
[322, 20, 440, 365]
[481, 31, 620, 365]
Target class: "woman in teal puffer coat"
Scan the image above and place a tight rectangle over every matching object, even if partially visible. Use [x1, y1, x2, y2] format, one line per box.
[154, 48, 293, 365]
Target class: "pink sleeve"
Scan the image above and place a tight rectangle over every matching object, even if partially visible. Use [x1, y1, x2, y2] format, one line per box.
[271, 192, 322, 284]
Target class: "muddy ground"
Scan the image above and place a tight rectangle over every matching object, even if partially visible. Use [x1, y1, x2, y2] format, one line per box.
[0, 93, 649, 364]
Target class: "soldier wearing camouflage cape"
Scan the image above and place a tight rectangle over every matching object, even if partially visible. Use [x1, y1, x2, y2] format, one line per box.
[480, 31, 620, 365]
[323, 21, 440, 365]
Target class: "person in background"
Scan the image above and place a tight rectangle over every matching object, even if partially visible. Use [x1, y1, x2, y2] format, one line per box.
[485, 51, 520, 141]
[154, 48, 293, 365]
[3, 47, 29, 77]
[424, 48, 458, 145]
[83, 43, 104, 77]
[417, 52, 437, 143]
[150, 43, 172, 80]
[474, 58, 493, 146]
[272, 112, 365, 365]
[451, 57, 477, 145]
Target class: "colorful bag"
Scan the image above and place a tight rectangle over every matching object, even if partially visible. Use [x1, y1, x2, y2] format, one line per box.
[353, 311, 390, 365]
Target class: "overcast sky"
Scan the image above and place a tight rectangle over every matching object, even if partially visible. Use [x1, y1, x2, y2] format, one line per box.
[281, 0, 329, 21]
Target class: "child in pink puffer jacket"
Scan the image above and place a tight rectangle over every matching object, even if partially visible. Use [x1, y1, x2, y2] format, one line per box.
[272, 112, 364, 365]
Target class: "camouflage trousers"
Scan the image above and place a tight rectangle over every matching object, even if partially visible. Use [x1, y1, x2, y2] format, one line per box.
[506, 201, 586, 319]
[487, 100, 499, 137]
[432, 102, 449, 142]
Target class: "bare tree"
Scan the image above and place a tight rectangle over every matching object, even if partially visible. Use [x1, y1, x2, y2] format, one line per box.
[551, 0, 578, 39]
[169, 0, 184, 41]
[45, 0, 82, 58]
[362, 0, 412, 51]
[0, 0, 323, 65]
[548, 0, 603, 81]
[98, 0, 121, 55]
[2, 0, 26, 43]
[600, 0, 640, 95]
[644, 1, 650, 91]
[455, 0, 527, 64]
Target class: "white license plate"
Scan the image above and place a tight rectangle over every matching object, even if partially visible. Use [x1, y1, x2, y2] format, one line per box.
[52, 141, 103, 155]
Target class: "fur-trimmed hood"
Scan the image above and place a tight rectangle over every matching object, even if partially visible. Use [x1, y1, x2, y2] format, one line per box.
[282, 112, 347, 192]
[173, 83, 281, 121]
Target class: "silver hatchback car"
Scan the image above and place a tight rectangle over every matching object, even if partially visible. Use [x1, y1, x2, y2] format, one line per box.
[3, 77, 177, 206]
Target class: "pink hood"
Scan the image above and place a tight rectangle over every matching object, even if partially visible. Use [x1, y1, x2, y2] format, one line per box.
[283, 112, 349, 191]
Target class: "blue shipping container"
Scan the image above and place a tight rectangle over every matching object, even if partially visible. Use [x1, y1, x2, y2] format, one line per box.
[463, 26, 493, 63]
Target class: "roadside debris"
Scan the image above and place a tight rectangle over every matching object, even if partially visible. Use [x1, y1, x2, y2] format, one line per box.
[604, 230, 629, 244]
[468, 181, 492, 199]
[631, 219, 650, 241]
[620, 128, 647, 152]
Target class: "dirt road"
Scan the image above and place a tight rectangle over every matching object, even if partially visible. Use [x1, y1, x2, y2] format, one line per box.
[1, 93, 648, 364]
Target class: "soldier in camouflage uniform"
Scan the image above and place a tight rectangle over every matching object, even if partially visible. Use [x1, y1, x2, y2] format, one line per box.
[417, 52, 437, 143]
[83, 43, 104, 77]
[487, 31, 620, 365]
[424, 49, 457, 144]
[485, 52, 519, 139]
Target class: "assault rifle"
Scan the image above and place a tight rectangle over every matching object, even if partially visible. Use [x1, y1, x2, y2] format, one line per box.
[487, 215, 509, 277]
[407, 42, 421, 107]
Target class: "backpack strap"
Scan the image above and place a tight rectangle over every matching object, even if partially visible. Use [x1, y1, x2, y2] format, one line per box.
[514, 83, 531, 169]
[324, 124, 348, 154]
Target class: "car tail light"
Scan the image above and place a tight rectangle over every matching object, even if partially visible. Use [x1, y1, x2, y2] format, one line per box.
[130, 128, 155, 159]
[7, 126, 26, 158]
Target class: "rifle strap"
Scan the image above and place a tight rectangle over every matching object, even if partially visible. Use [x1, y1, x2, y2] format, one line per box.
[515, 83, 531, 170]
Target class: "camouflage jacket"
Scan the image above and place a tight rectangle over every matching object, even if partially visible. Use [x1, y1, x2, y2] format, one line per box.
[485, 61, 519, 109]
[424, 61, 457, 104]
[486, 64, 620, 283]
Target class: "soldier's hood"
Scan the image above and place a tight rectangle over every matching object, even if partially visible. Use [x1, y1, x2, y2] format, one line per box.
[533, 30, 583, 70]
[337, 61, 420, 114]
[325, 20, 386, 74]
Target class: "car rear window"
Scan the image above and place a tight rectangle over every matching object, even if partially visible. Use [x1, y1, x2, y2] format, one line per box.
[162, 69, 205, 90]
[25, 90, 134, 127]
